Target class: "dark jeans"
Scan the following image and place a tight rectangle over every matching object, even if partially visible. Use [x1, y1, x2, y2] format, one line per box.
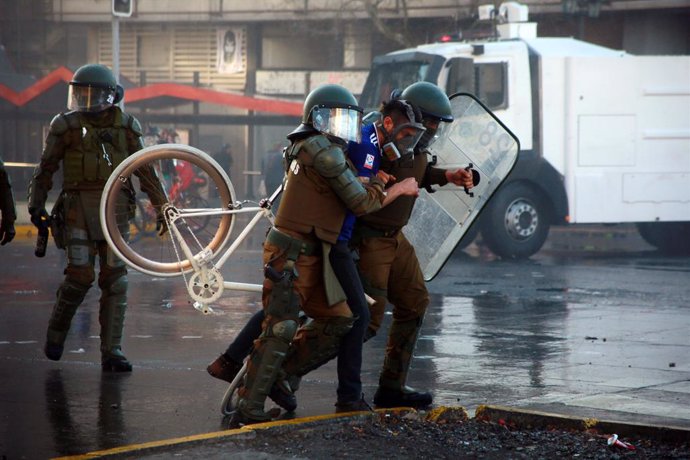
[224, 309, 263, 363]
[329, 240, 370, 403]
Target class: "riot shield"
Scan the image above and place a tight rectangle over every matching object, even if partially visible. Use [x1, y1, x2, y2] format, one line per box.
[403, 93, 519, 281]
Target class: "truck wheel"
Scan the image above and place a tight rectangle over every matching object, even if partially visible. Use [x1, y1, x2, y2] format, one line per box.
[480, 183, 550, 259]
[636, 222, 690, 254]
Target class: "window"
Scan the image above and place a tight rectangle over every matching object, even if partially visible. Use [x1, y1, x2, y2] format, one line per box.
[475, 62, 508, 110]
[359, 61, 432, 111]
[446, 57, 475, 96]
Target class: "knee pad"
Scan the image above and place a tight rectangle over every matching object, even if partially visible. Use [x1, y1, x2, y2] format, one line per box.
[265, 273, 301, 319]
[323, 316, 355, 338]
[108, 276, 127, 295]
[64, 264, 96, 287]
[99, 266, 128, 293]
[60, 279, 90, 300]
[269, 319, 298, 342]
[286, 316, 355, 377]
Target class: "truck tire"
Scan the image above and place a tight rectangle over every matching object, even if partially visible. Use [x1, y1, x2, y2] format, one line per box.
[480, 182, 550, 259]
[636, 222, 690, 254]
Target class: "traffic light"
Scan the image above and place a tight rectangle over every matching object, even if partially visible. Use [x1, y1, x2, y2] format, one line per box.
[112, 0, 133, 17]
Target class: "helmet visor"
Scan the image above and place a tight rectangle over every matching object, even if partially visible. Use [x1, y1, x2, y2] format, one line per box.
[67, 84, 116, 112]
[419, 116, 447, 149]
[311, 107, 362, 143]
[392, 123, 426, 153]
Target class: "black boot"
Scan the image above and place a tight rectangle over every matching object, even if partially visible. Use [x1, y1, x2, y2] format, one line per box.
[44, 341, 64, 361]
[268, 380, 297, 412]
[373, 386, 432, 409]
[102, 351, 133, 372]
[335, 394, 373, 413]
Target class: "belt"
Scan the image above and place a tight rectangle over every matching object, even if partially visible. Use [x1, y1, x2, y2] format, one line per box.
[355, 224, 400, 239]
[266, 227, 320, 257]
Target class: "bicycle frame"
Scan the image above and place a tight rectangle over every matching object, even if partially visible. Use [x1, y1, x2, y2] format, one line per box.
[171, 184, 283, 313]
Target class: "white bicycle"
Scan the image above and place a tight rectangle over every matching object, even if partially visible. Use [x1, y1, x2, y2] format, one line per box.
[100, 143, 280, 416]
[100, 143, 282, 306]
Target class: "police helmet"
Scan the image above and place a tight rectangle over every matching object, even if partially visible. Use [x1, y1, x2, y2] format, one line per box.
[400, 82, 453, 123]
[67, 64, 124, 113]
[301, 84, 363, 143]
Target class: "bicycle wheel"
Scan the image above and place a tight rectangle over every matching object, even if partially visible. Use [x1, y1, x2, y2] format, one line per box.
[100, 144, 235, 277]
[220, 361, 248, 416]
[130, 196, 159, 242]
[179, 194, 211, 233]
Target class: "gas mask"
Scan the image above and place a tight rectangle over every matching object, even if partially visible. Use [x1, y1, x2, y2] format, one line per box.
[378, 121, 426, 162]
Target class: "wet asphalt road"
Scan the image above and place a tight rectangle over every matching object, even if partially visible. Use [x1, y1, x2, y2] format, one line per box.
[1, 225, 689, 459]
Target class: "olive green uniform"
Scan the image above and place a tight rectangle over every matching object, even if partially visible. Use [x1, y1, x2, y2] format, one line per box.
[356, 150, 448, 391]
[28, 106, 164, 368]
[0, 159, 17, 244]
[237, 133, 386, 422]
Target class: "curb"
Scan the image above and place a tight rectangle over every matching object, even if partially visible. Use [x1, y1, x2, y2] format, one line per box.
[11, 224, 38, 240]
[53, 405, 689, 459]
[53, 408, 417, 460]
[475, 405, 690, 445]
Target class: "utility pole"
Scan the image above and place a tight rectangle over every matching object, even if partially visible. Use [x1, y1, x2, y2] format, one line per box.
[112, 16, 121, 108]
[112, 0, 133, 109]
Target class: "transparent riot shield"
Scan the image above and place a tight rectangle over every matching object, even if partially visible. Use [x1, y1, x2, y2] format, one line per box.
[403, 93, 519, 281]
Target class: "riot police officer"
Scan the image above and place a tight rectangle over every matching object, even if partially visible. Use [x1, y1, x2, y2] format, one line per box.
[28, 64, 165, 372]
[234, 84, 415, 424]
[358, 81, 476, 408]
[0, 158, 17, 246]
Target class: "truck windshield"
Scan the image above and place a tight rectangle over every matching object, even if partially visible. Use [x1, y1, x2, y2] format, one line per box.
[359, 61, 431, 112]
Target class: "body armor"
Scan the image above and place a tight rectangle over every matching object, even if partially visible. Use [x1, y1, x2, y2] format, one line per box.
[0, 159, 16, 223]
[61, 110, 130, 189]
[275, 134, 385, 244]
[28, 107, 142, 241]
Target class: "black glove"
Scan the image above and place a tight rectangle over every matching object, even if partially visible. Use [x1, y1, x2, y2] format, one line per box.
[29, 208, 49, 228]
[0, 219, 15, 245]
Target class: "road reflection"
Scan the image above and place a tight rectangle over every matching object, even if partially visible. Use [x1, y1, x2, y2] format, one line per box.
[471, 292, 569, 388]
[44, 369, 128, 456]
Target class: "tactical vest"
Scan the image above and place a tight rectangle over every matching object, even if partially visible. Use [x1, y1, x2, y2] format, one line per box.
[61, 109, 130, 190]
[360, 151, 429, 231]
[274, 136, 349, 244]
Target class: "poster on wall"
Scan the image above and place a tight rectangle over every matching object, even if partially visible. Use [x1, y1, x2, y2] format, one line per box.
[217, 27, 246, 74]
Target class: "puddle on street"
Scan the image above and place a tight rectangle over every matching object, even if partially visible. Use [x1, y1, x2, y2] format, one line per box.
[417, 295, 574, 405]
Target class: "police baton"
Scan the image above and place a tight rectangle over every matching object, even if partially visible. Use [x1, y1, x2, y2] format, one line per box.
[35, 215, 50, 257]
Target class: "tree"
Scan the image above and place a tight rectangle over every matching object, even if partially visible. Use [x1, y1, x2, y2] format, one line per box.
[360, 0, 415, 48]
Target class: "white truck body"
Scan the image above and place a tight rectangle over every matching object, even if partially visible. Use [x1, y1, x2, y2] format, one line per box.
[531, 39, 690, 224]
[360, 10, 690, 257]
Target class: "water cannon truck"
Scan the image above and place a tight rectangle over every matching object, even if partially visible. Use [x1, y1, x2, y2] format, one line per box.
[360, 1, 690, 258]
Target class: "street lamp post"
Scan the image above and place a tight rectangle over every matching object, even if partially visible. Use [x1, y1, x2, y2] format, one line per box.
[111, 0, 133, 109]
